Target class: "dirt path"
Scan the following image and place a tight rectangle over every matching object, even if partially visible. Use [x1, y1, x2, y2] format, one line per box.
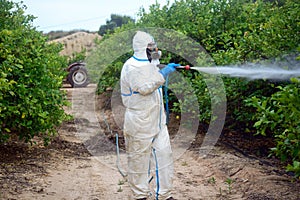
[1, 84, 299, 200]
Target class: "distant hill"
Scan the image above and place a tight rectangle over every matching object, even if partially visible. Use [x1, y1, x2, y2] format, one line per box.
[49, 31, 102, 56]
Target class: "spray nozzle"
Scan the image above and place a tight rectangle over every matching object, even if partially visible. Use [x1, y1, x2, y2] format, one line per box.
[175, 65, 191, 70]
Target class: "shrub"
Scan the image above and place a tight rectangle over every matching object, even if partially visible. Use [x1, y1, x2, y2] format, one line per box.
[0, 0, 70, 144]
[90, 0, 300, 177]
[248, 78, 300, 177]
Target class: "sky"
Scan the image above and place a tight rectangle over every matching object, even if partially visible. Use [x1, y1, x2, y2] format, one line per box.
[12, 0, 174, 33]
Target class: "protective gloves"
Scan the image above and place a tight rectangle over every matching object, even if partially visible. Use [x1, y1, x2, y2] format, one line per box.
[159, 63, 180, 78]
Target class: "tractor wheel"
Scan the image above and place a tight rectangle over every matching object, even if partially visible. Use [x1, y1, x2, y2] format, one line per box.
[67, 65, 89, 88]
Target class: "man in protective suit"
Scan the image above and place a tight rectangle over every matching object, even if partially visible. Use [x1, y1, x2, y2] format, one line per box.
[120, 31, 179, 200]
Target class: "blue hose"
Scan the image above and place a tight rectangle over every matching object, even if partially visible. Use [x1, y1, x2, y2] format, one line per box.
[116, 133, 127, 177]
[164, 75, 170, 125]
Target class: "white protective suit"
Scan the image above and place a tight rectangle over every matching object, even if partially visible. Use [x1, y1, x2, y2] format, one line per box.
[120, 31, 174, 200]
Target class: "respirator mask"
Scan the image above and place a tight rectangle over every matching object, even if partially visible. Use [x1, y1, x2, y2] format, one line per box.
[146, 41, 162, 62]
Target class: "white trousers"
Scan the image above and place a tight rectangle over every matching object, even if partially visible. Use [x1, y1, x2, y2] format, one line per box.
[125, 125, 174, 200]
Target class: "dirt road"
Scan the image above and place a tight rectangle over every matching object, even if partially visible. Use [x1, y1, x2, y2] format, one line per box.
[1, 84, 299, 200]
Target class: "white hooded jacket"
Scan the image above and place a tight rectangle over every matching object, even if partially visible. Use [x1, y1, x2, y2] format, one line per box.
[121, 31, 166, 137]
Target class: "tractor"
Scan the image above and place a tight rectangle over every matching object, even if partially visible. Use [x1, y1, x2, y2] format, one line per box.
[66, 61, 89, 88]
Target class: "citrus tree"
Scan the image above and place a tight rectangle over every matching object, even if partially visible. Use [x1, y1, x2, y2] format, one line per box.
[95, 0, 300, 176]
[0, 0, 70, 144]
[137, 0, 300, 177]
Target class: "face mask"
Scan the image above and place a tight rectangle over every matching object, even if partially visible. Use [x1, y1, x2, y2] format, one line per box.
[146, 47, 161, 62]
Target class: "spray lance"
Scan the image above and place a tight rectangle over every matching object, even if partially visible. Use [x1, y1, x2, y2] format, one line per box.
[157, 64, 191, 70]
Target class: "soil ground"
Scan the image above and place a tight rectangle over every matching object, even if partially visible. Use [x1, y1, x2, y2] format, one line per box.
[1, 84, 299, 200]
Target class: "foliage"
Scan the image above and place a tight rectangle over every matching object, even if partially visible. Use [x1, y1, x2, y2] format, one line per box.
[91, 0, 300, 176]
[86, 29, 134, 92]
[98, 14, 135, 36]
[95, 0, 300, 123]
[96, 61, 124, 94]
[136, 0, 300, 125]
[248, 78, 300, 177]
[0, 0, 70, 144]
[67, 49, 87, 65]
